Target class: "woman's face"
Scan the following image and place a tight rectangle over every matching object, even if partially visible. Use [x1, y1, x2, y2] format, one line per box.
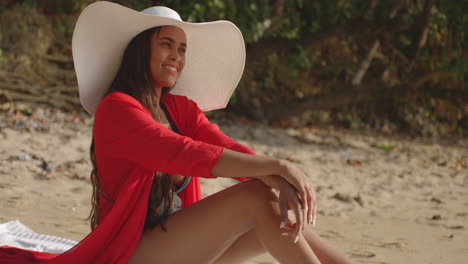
[150, 26, 187, 89]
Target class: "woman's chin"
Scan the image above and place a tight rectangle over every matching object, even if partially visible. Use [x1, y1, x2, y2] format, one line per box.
[155, 80, 177, 89]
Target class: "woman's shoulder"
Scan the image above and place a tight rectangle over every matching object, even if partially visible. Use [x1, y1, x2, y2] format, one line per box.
[101, 91, 138, 104]
[97, 91, 147, 113]
[163, 93, 199, 111]
[163, 93, 190, 103]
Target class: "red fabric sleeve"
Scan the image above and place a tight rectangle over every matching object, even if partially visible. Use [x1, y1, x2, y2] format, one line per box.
[183, 98, 256, 182]
[94, 92, 224, 178]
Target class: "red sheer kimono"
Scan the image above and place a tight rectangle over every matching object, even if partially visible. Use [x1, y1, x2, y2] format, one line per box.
[0, 91, 254, 263]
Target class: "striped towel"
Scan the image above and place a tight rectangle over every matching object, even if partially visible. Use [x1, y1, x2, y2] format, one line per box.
[0, 220, 77, 254]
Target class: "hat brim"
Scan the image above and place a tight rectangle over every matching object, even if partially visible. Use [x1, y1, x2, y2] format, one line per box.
[72, 1, 245, 115]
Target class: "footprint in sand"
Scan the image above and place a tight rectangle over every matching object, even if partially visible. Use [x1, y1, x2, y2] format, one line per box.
[443, 224, 465, 230]
[374, 241, 408, 250]
[350, 250, 376, 258]
[320, 230, 344, 240]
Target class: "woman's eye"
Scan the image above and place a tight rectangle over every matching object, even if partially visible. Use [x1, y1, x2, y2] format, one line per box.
[179, 48, 186, 54]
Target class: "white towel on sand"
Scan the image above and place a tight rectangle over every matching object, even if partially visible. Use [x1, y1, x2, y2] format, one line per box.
[0, 220, 77, 254]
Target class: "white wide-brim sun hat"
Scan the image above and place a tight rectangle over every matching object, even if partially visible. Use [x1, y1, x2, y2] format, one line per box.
[72, 1, 245, 115]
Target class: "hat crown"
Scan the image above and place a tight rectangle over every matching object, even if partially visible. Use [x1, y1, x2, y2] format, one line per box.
[73, 1, 245, 115]
[141, 6, 182, 21]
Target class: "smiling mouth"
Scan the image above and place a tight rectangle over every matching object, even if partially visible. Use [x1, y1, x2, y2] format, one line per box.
[163, 64, 178, 74]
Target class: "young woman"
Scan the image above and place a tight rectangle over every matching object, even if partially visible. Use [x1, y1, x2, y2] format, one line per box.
[0, 2, 351, 264]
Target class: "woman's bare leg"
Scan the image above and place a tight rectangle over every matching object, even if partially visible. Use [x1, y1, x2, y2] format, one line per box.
[211, 229, 266, 264]
[212, 216, 352, 264]
[302, 228, 352, 264]
[129, 180, 321, 264]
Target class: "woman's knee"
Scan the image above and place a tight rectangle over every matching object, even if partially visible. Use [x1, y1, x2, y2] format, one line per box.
[237, 179, 279, 214]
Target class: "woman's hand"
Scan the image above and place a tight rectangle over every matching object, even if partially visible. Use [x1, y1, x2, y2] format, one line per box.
[278, 160, 317, 230]
[211, 149, 317, 231]
[278, 182, 303, 243]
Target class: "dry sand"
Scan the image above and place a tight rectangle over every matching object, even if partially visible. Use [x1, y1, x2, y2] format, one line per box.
[1, 106, 467, 263]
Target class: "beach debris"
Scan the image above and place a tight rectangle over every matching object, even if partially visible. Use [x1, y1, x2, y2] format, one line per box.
[444, 234, 455, 239]
[456, 159, 466, 171]
[70, 115, 79, 122]
[431, 214, 442, 221]
[430, 197, 444, 204]
[41, 160, 54, 172]
[437, 160, 448, 167]
[16, 152, 32, 160]
[331, 192, 365, 206]
[351, 251, 376, 258]
[346, 159, 362, 166]
[86, 117, 94, 126]
[443, 225, 464, 230]
[371, 143, 394, 152]
[353, 194, 365, 206]
[332, 192, 353, 203]
[21, 108, 33, 116]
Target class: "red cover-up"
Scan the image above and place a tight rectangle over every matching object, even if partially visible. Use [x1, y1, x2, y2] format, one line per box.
[0, 91, 254, 263]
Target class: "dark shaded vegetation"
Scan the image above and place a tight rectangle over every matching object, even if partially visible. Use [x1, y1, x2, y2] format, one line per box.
[0, 0, 466, 138]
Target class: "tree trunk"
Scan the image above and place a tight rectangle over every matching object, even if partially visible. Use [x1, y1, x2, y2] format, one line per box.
[352, 40, 380, 86]
[407, 0, 436, 72]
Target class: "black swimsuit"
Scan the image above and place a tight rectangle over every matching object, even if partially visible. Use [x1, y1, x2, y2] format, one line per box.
[144, 102, 192, 229]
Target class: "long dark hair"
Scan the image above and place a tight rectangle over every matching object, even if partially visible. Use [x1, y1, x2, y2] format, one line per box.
[88, 26, 175, 232]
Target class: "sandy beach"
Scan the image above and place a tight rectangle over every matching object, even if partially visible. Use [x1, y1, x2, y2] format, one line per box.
[1, 105, 467, 263]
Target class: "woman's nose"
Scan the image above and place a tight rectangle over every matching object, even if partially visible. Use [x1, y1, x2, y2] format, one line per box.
[169, 48, 182, 62]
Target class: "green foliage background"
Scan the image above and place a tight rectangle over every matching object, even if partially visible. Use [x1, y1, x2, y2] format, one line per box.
[2, 0, 464, 75]
[0, 0, 466, 136]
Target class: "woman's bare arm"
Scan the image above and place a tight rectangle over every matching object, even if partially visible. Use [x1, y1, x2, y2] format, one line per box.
[212, 148, 316, 229]
[212, 148, 316, 242]
[211, 148, 284, 180]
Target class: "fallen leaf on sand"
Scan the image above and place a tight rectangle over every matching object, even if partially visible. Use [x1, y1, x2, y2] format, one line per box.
[346, 159, 362, 166]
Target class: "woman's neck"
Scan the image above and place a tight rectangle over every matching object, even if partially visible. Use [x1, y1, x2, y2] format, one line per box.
[154, 86, 163, 105]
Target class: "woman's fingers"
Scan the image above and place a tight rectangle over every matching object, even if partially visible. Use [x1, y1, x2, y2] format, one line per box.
[292, 201, 303, 243]
[277, 170, 318, 242]
[279, 197, 291, 238]
[302, 198, 308, 230]
[313, 203, 317, 226]
[292, 183, 307, 234]
[306, 183, 314, 225]
[308, 192, 314, 225]
[297, 179, 316, 227]
[302, 192, 307, 230]
[283, 222, 294, 231]
[312, 187, 317, 226]
[309, 183, 317, 226]
[297, 180, 312, 228]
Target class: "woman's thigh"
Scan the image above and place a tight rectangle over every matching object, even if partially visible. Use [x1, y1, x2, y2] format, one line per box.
[128, 179, 277, 264]
[213, 213, 351, 264]
[211, 228, 266, 264]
